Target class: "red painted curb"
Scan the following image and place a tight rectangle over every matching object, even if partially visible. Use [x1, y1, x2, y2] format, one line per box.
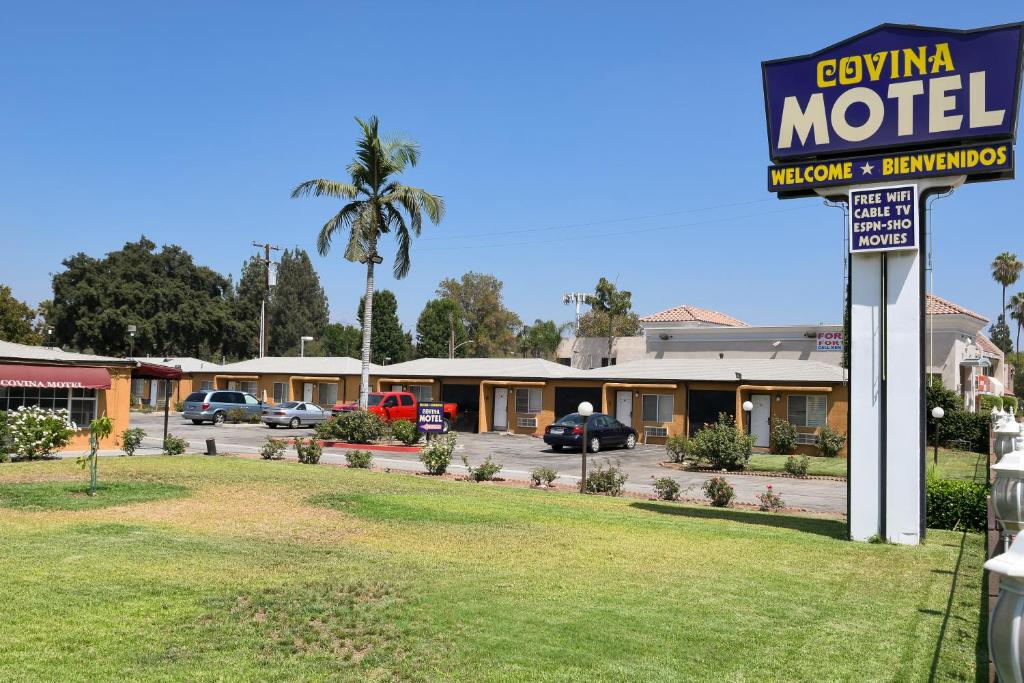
[303, 440, 421, 453]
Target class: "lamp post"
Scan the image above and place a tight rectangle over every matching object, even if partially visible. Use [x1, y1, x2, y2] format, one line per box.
[127, 324, 137, 358]
[931, 406, 944, 465]
[742, 400, 753, 436]
[451, 340, 476, 358]
[578, 401, 594, 493]
[300, 336, 314, 357]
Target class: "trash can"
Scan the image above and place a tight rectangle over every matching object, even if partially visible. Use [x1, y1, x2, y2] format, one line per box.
[205, 438, 217, 456]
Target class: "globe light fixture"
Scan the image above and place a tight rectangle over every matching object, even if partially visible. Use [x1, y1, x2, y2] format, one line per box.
[742, 400, 754, 412]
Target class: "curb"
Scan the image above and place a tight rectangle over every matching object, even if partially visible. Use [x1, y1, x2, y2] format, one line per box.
[307, 440, 421, 453]
[657, 462, 847, 482]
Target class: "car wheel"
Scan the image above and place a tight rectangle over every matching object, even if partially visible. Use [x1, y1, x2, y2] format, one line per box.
[588, 436, 601, 453]
[213, 412, 225, 425]
[551, 444, 563, 452]
[625, 434, 637, 449]
[289, 417, 300, 429]
[267, 423, 277, 429]
[443, 418, 452, 433]
[191, 419, 203, 425]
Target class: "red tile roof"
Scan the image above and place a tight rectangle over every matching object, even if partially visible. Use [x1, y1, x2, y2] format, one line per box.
[926, 294, 988, 323]
[640, 305, 748, 327]
[977, 333, 1004, 359]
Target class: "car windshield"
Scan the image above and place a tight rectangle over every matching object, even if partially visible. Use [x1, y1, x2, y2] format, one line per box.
[278, 402, 299, 409]
[185, 392, 206, 402]
[554, 413, 584, 426]
[366, 394, 385, 407]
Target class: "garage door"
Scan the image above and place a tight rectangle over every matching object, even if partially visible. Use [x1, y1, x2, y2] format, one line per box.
[688, 390, 736, 436]
[554, 387, 603, 419]
[441, 383, 479, 432]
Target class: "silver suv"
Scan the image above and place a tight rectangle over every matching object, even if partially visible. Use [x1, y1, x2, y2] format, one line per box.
[182, 390, 263, 425]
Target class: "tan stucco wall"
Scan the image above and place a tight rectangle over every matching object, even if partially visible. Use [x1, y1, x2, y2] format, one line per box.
[64, 366, 131, 451]
[737, 384, 849, 457]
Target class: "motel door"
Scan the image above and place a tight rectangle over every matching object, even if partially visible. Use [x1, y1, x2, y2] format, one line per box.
[493, 388, 508, 431]
[303, 383, 314, 402]
[750, 394, 771, 448]
[615, 391, 633, 427]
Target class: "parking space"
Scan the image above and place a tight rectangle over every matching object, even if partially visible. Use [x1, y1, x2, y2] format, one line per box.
[128, 412, 846, 514]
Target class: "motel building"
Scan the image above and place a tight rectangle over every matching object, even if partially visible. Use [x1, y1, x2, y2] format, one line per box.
[0, 340, 134, 450]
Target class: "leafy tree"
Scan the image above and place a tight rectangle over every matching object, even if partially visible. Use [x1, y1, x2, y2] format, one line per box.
[0, 285, 41, 344]
[588, 278, 637, 359]
[416, 298, 466, 358]
[576, 309, 642, 338]
[49, 237, 239, 358]
[320, 323, 362, 357]
[232, 255, 264, 359]
[357, 289, 411, 364]
[990, 315, 1013, 355]
[927, 377, 964, 442]
[992, 252, 1023, 316]
[518, 319, 563, 359]
[268, 249, 329, 355]
[437, 272, 521, 357]
[1009, 291, 1024, 356]
[292, 115, 444, 408]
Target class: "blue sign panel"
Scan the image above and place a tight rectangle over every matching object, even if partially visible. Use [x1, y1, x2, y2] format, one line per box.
[768, 141, 1013, 193]
[763, 23, 1024, 162]
[417, 401, 447, 434]
[849, 184, 918, 253]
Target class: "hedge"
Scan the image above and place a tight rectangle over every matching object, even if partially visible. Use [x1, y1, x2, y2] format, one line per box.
[935, 410, 990, 454]
[926, 478, 988, 531]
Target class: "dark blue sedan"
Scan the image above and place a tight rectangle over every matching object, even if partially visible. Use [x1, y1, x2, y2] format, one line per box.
[542, 412, 638, 453]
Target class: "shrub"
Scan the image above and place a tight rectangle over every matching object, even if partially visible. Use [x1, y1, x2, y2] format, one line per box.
[314, 418, 342, 441]
[295, 438, 322, 464]
[345, 450, 373, 469]
[691, 413, 753, 470]
[121, 427, 146, 457]
[0, 411, 10, 462]
[326, 410, 387, 444]
[163, 433, 188, 455]
[703, 476, 735, 507]
[225, 408, 248, 424]
[818, 425, 845, 457]
[769, 417, 798, 455]
[665, 435, 691, 463]
[979, 394, 1004, 414]
[390, 419, 421, 446]
[462, 455, 502, 481]
[928, 378, 964, 438]
[8, 406, 77, 460]
[419, 433, 456, 475]
[936, 410, 990, 453]
[1005, 396, 1020, 413]
[530, 466, 559, 486]
[260, 437, 286, 460]
[173, 400, 185, 412]
[926, 477, 988, 531]
[584, 460, 628, 496]
[653, 477, 681, 501]
[784, 455, 810, 477]
[756, 484, 785, 512]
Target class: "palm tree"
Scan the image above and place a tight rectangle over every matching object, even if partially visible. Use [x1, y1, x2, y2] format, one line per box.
[992, 252, 1023, 315]
[1010, 291, 1024, 356]
[292, 116, 444, 408]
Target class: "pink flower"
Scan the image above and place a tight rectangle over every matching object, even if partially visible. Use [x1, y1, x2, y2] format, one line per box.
[767, 484, 773, 489]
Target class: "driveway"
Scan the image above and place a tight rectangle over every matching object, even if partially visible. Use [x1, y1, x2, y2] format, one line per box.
[125, 413, 847, 515]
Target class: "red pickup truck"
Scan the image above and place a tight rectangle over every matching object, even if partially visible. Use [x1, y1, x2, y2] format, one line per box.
[332, 391, 458, 429]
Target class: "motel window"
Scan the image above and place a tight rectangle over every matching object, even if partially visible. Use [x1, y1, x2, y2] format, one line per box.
[273, 382, 288, 403]
[642, 394, 673, 423]
[787, 395, 827, 428]
[0, 387, 97, 428]
[409, 385, 433, 402]
[318, 383, 338, 406]
[200, 381, 214, 391]
[240, 381, 257, 396]
[131, 378, 144, 399]
[515, 388, 542, 414]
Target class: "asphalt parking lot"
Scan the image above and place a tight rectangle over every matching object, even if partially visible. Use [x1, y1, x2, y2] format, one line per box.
[126, 412, 847, 514]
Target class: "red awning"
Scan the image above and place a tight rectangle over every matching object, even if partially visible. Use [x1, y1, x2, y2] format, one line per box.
[133, 363, 183, 380]
[0, 364, 112, 390]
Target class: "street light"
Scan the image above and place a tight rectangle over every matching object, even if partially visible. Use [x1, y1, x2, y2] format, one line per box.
[578, 401, 594, 493]
[931, 406, 944, 465]
[451, 340, 476, 358]
[742, 400, 754, 436]
[300, 336, 314, 357]
[127, 325, 137, 358]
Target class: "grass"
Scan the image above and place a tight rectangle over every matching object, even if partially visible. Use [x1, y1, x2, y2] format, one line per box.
[0, 481, 188, 511]
[0, 456, 985, 681]
[747, 454, 848, 477]
[929, 447, 989, 484]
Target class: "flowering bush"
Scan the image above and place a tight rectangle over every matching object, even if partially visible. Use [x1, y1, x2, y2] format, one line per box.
[653, 477, 681, 501]
[0, 411, 10, 462]
[345, 450, 373, 468]
[691, 414, 753, 470]
[784, 455, 810, 477]
[295, 438, 322, 464]
[530, 466, 559, 487]
[260, 437, 286, 460]
[702, 476, 735, 507]
[757, 484, 785, 512]
[817, 425, 846, 458]
[121, 427, 146, 457]
[163, 434, 188, 455]
[769, 418, 798, 455]
[584, 460, 628, 496]
[420, 433, 457, 475]
[462, 455, 502, 482]
[390, 419, 421, 446]
[8, 406, 77, 460]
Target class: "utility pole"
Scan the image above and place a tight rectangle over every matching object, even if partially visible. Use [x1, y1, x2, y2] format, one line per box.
[562, 292, 591, 336]
[252, 241, 280, 358]
[448, 311, 455, 359]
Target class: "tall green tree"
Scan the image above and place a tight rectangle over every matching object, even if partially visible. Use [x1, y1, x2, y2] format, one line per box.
[437, 272, 521, 357]
[416, 298, 466, 358]
[49, 237, 239, 357]
[991, 315, 1014, 355]
[992, 252, 1023, 316]
[0, 285, 41, 344]
[232, 255, 264, 359]
[517, 319, 564, 359]
[267, 249, 329, 355]
[292, 115, 444, 408]
[320, 323, 362, 357]
[357, 289, 411, 364]
[1009, 291, 1024, 356]
[586, 278, 638, 358]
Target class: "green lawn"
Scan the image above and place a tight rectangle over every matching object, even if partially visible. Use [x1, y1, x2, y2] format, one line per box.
[747, 454, 848, 477]
[929, 448, 989, 484]
[0, 456, 985, 681]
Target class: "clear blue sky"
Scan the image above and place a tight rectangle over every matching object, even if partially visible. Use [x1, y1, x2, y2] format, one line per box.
[2, 1, 1021, 333]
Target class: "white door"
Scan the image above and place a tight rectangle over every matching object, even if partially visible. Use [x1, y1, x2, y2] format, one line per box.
[493, 388, 508, 431]
[616, 391, 633, 427]
[303, 383, 314, 402]
[750, 394, 771, 448]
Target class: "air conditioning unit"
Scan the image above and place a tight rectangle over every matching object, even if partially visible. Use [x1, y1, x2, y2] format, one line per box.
[517, 417, 538, 428]
[796, 432, 819, 445]
[644, 426, 668, 438]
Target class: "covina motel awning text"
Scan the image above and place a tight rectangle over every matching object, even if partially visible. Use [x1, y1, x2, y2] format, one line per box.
[0, 364, 112, 389]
